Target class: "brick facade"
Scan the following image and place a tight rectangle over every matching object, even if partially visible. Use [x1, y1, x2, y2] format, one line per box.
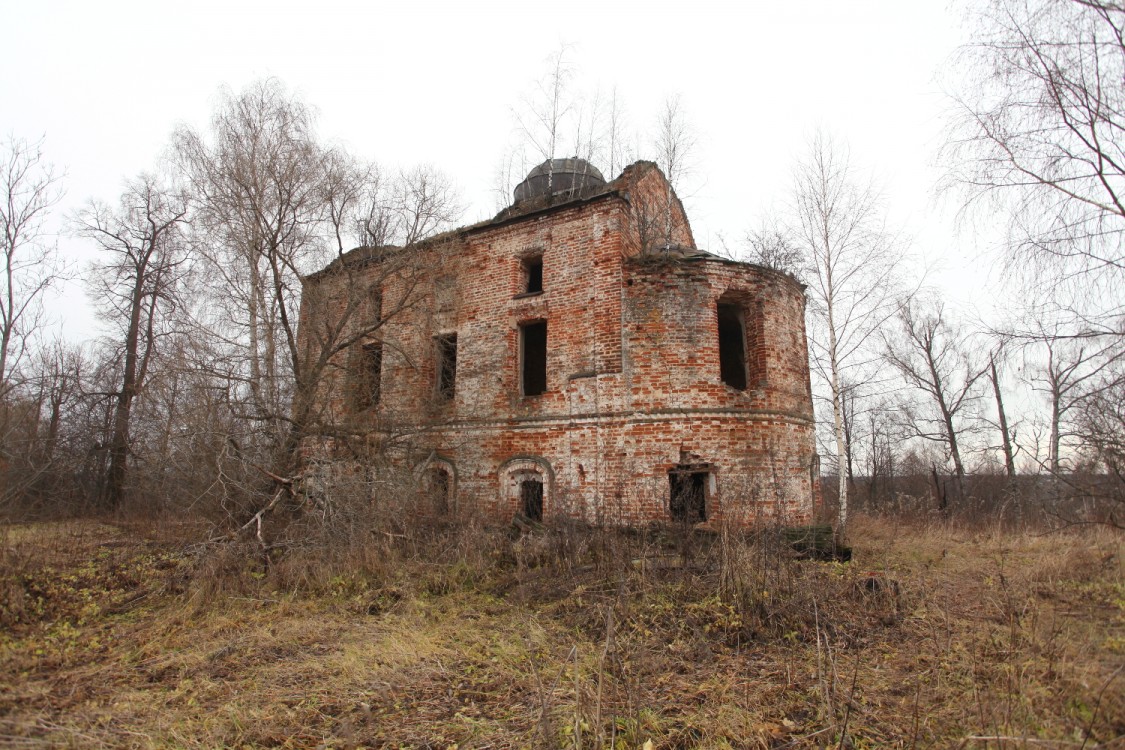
[300, 160, 817, 526]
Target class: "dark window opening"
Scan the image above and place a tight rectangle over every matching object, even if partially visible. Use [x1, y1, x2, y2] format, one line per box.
[521, 477, 544, 521]
[669, 470, 708, 523]
[717, 303, 748, 390]
[355, 342, 382, 410]
[521, 320, 547, 396]
[370, 287, 383, 324]
[436, 333, 457, 401]
[523, 256, 544, 293]
[426, 467, 451, 514]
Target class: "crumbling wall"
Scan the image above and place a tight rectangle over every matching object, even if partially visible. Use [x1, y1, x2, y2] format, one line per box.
[614, 161, 696, 256]
[297, 163, 816, 526]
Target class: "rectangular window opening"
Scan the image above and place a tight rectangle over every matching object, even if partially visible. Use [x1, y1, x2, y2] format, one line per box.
[354, 342, 382, 410]
[521, 478, 544, 521]
[669, 469, 708, 523]
[435, 333, 457, 401]
[718, 303, 748, 391]
[521, 320, 548, 396]
[523, 256, 544, 293]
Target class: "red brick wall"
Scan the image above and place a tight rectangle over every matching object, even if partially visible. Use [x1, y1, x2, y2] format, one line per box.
[300, 162, 816, 526]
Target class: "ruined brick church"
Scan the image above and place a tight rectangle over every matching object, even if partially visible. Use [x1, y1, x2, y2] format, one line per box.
[300, 158, 817, 526]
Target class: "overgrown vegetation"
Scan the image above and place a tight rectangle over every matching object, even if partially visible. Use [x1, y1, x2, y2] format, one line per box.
[1, 509, 1120, 748]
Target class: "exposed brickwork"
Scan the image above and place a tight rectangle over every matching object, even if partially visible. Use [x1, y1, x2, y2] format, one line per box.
[300, 161, 817, 526]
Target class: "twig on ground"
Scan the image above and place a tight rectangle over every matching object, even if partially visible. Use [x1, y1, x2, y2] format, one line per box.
[959, 736, 1086, 748]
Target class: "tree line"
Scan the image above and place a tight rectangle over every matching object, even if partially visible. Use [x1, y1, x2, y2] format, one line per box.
[744, 0, 1125, 531]
[0, 80, 464, 527]
[1, 1, 1122, 533]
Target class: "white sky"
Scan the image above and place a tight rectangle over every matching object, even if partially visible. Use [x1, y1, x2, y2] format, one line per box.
[3, 0, 1001, 341]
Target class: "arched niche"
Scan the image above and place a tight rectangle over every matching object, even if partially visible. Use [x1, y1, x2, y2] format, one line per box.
[499, 455, 554, 522]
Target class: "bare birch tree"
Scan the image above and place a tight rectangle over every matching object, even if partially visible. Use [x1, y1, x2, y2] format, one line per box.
[174, 80, 462, 527]
[606, 87, 630, 178]
[788, 132, 905, 535]
[174, 81, 331, 458]
[653, 94, 696, 247]
[945, 0, 1125, 309]
[1, 136, 64, 399]
[499, 55, 638, 212]
[513, 45, 577, 193]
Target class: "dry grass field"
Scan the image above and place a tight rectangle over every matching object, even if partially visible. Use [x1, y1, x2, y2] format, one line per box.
[0, 513, 1121, 748]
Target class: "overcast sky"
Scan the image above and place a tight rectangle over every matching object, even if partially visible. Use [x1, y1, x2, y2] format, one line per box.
[3, 0, 997, 341]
